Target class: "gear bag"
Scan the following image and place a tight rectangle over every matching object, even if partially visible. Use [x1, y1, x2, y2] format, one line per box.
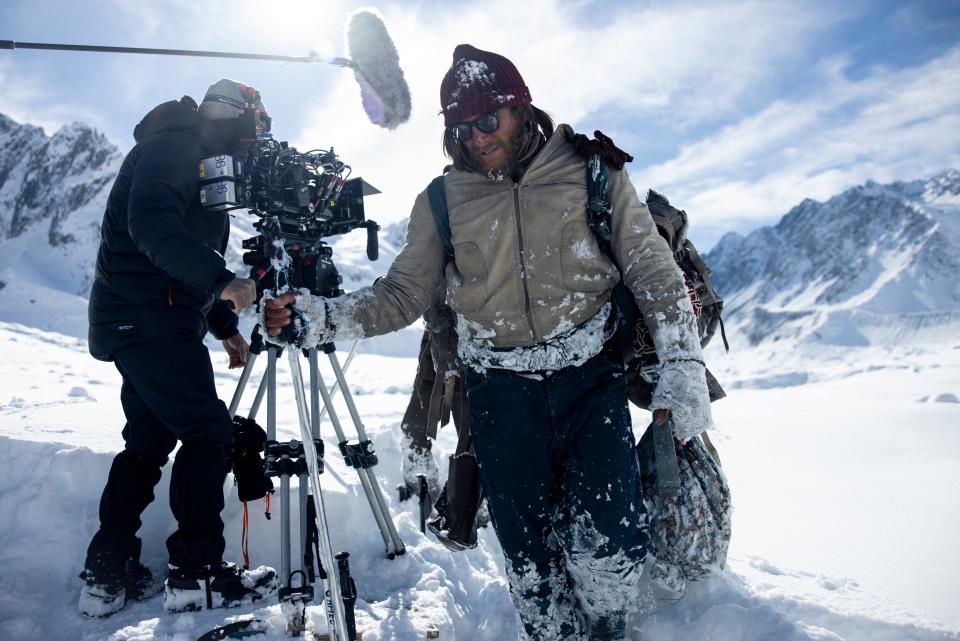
[426, 419, 484, 551]
[230, 415, 274, 502]
[636, 420, 732, 594]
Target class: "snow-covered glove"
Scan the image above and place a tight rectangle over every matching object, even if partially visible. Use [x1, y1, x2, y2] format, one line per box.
[400, 437, 441, 500]
[650, 320, 715, 441]
[260, 290, 334, 349]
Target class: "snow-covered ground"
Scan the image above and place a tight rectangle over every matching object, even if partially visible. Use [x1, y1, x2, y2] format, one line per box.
[0, 312, 957, 641]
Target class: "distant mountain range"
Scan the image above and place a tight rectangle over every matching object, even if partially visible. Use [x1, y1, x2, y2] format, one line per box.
[2, 110, 957, 348]
[705, 170, 960, 346]
[0, 113, 121, 296]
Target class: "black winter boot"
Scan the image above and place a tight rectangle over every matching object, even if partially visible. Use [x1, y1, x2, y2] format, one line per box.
[78, 559, 164, 617]
[163, 562, 278, 612]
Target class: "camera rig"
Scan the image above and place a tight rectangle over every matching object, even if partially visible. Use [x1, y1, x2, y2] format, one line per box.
[200, 136, 381, 344]
[202, 136, 404, 641]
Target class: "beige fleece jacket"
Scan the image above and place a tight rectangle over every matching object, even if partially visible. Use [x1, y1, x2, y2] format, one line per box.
[326, 124, 694, 350]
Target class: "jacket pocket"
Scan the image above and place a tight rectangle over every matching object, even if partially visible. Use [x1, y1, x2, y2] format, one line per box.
[560, 220, 619, 292]
[450, 241, 488, 313]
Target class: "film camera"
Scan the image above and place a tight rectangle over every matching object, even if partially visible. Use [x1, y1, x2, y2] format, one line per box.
[199, 135, 380, 343]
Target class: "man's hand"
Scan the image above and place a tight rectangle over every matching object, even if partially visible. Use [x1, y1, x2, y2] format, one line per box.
[219, 278, 257, 312]
[222, 333, 250, 369]
[264, 292, 298, 336]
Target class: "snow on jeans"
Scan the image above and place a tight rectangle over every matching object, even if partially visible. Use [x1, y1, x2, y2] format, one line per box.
[464, 350, 648, 641]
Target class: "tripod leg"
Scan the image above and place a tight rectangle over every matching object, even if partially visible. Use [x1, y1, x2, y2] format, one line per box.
[309, 350, 322, 440]
[267, 347, 278, 441]
[260, 345, 310, 635]
[288, 352, 350, 641]
[280, 470, 291, 587]
[327, 351, 406, 557]
[228, 351, 260, 416]
[311, 355, 397, 557]
[315, 341, 360, 427]
[299, 471, 309, 575]
[248, 374, 268, 422]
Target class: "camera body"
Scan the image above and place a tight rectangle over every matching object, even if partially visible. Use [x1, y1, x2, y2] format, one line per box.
[200, 137, 380, 343]
[198, 137, 377, 240]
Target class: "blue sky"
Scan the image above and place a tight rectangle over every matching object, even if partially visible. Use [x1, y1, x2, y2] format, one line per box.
[1, 0, 958, 250]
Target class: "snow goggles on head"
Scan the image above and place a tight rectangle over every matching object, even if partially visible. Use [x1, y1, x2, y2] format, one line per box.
[449, 108, 504, 143]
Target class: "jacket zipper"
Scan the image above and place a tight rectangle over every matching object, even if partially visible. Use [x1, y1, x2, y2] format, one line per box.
[512, 183, 539, 342]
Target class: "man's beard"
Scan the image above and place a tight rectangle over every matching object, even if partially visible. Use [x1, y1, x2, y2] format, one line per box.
[485, 167, 507, 182]
[475, 139, 520, 182]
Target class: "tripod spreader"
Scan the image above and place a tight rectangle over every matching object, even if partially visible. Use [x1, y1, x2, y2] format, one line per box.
[266, 440, 325, 476]
[338, 440, 378, 469]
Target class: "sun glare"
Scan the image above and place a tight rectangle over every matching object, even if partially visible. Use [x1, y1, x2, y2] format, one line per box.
[233, 0, 346, 59]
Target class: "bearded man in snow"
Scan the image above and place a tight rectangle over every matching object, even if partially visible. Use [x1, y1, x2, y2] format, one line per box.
[80, 80, 278, 617]
[265, 45, 713, 640]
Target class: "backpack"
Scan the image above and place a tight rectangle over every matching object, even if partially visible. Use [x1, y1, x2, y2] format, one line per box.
[583, 154, 728, 365]
[580, 152, 728, 406]
[640, 189, 728, 360]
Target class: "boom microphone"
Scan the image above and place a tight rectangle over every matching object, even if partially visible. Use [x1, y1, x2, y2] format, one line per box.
[1, 10, 412, 130]
[345, 10, 411, 130]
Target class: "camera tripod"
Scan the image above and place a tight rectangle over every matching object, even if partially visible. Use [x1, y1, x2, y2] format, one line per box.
[227, 326, 405, 640]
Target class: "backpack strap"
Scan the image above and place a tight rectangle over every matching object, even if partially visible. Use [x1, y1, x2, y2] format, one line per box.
[585, 154, 615, 252]
[682, 240, 729, 352]
[427, 175, 454, 263]
[584, 153, 644, 359]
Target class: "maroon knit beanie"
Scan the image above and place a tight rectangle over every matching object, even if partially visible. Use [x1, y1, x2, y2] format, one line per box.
[440, 44, 532, 126]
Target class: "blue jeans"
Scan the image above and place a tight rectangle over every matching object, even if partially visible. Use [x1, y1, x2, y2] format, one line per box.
[464, 350, 647, 640]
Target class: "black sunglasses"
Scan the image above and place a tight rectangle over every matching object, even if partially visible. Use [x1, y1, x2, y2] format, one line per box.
[449, 108, 504, 142]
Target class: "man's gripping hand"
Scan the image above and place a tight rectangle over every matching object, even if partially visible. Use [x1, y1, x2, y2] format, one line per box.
[222, 333, 250, 369]
[264, 292, 298, 337]
[220, 278, 257, 312]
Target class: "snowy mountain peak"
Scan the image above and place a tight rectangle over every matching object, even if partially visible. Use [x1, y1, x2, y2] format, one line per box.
[0, 111, 123, 319]
[922, 169, 960, 203]
[706, 171, 960, 346]
[0, 112, 121, 245]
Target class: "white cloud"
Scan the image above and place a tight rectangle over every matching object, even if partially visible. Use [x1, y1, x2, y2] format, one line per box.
[0, 59, 119, 140]
[639, 46, 960, 240]
[290, 0, 838, 228]
[3, 0, 957, 254]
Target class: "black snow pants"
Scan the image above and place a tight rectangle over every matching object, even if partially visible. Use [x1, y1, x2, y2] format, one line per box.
[464, 350, 648, 641]
[84, 339, 233, 582]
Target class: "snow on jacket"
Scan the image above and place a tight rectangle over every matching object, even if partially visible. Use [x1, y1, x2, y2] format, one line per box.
[88, 98, 238, 361]
[294, 124, 714, 438]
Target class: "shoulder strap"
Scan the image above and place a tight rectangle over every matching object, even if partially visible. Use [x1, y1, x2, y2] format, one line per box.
[585, 153, 618, 267]
[427, 175, 454, 263]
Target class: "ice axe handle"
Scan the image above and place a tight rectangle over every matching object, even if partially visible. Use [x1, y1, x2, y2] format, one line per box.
[335, 553, 358, 641]
[652, 411, 681, 498]
[417, 474, 431, 534]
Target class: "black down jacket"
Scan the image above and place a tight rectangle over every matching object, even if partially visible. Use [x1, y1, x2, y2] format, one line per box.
[88, 97, 239, 360]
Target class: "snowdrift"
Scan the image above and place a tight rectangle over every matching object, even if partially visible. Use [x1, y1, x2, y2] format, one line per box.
[1, 322, 958, 641]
